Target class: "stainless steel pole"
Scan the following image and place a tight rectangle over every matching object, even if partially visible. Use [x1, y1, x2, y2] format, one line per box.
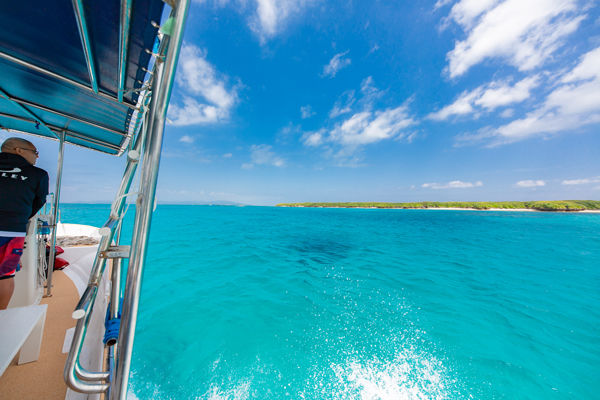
[110, 1, 190, 398]
[45, 131, 65, 297]
[64, 133, 146, 390]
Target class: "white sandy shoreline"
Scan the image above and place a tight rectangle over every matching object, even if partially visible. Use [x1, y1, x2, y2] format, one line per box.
[280, 206, 600, 213]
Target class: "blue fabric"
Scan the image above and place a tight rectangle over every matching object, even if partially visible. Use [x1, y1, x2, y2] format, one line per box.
[0, 0, 165, 154]
[103, 299, 123, 345]
[103, 317, 121, 345]
[0, 237, 11, 247]
[40, 220, 50, 235]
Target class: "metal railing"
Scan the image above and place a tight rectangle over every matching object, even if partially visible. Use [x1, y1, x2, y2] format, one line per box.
[111, 1, 190, 397]
[63, 1, 190, 396]
[45, 132, 65, 297]
[64, 123, 145, 393]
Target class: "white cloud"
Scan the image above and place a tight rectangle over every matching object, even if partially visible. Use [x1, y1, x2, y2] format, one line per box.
[250, 0, 317, 42]
[473, 46, 600, 144]
[329, 77, 384, 118]
[168, 97, 221, 126]
[179, 135, 194, 144]
[429, 76, 540, 120]
[300, 105, 315, 119]
[168, 44, 238, 126]
[323, 51, 352, 78]
[500, 108, 515, 118]
[516, 179, 546, 187]
[475, 76, 539, 109]
[434, 0, 454, 10]
[253, 0, 279, 38]
[193, 0, 316, 42]
[329, 106, 415, 146]
[305, 78, 416, 164]
[360, 76, 383, 101]
[244, 144, 285, 168]
[422, 180, 483, 189]
[429, 89, 481, 120]
[562, 177, 600, 185]
[302, 129, 325, 147]
[561, 46, 600, 83]
[368, 44, 380, 55]
[447, 0, 500, 30]
[329, 90, 356, 118]
[223, 153, 233, 158]
[445, 0, 585, 78]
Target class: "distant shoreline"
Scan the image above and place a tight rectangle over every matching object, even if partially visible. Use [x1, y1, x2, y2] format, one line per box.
[279, 206, 600, 213]
[276, 201, 600, 212]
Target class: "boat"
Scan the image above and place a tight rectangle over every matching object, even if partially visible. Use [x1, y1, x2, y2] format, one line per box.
[0, 0, 190, 398]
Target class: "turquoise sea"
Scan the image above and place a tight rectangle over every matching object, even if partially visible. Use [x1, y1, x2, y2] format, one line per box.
[60, 204, 600, 399]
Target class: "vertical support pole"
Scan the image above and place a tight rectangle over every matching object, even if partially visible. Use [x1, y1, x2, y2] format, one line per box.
[110, 221, 123, 320]
[45, 131, 65, 297]
[71, 0, 99, 93]
[110, 1, 190, 398]
[118, 0, 133, 102]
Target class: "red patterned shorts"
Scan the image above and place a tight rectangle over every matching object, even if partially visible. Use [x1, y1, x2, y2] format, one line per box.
[0, 237, 25, 279]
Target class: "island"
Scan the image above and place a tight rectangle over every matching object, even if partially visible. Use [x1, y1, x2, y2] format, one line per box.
[276, 200, 600, 212]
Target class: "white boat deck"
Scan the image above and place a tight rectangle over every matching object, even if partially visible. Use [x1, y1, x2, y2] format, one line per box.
[0, 223, 109, 400]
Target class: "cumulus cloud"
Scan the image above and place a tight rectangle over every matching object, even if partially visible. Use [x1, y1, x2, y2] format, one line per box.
[562, 177, 600, 185]
[422, 180, 483, 189]
[168, 44, 238, 126]
[302, 129, 326, 147]
[305, 106, 414, 148]
[462, 46, 600, 145]
[243, 144, 285, 169]
[329, 106, 414, 146]
[329, 90, 356, 118]
[304, 78, 416, 164]
[429, 89, 480, 120]
[300, 105, 315, 119]
[322, 51, 352, 78]
[434, 0, 454, 9]
[429, 76, 540, 120]
[250, 0, 317, 42]
[561, 46, 600, 83]
[179, 135, 194, 144]
[444, 0, 585, 78]
[193, 0, 317, 42]
[516, 179, 546, 187]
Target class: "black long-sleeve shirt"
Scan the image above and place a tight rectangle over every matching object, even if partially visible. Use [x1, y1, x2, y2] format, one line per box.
[0, 153, 49, 233]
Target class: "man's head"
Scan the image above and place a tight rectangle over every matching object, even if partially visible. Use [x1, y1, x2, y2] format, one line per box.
[1, 137, 39, 165]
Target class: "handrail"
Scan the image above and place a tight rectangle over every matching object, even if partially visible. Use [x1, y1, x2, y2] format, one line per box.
[64, 115, 146, 393]
[75, 360, 110, 381]
[63, 1, 190, 395]
[110, 1, 190, 398]
[45, 132, 65, 297]
[64, 310, 110, 393]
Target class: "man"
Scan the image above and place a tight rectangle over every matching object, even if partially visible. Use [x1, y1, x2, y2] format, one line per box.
[0, 137, 49, 309]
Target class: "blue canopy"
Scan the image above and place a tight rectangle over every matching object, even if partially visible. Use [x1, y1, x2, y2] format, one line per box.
[0, 0, 165, 154]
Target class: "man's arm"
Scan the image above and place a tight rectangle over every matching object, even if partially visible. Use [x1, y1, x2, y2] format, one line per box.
[30, 170, 49, 217]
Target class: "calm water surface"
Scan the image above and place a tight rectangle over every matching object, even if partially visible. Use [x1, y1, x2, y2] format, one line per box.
[61, 205, 600, 399]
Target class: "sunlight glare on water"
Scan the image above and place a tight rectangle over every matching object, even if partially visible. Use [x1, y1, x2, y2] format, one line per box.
[61, 205, 600, 399]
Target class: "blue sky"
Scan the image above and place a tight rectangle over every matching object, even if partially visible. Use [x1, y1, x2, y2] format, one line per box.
[4, 0, 600, 205]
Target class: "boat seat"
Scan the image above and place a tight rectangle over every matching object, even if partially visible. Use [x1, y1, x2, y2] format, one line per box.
[0, 304, 48, 376]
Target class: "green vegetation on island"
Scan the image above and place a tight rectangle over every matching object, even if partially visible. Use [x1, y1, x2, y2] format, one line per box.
[276, 200, 600, 211]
